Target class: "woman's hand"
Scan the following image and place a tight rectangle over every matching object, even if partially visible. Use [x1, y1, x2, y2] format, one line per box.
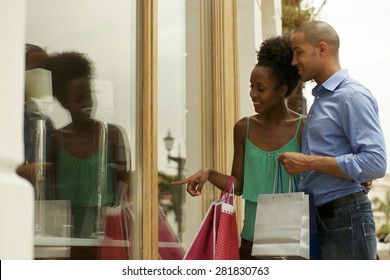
[16, 161, 54, 185]
[362, 181, 373, 191]
[171, 168, 210, 196]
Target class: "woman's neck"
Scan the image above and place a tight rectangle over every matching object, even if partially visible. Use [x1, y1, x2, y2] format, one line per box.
[259, 102, 290, 124]
[69, 118, 96, 132]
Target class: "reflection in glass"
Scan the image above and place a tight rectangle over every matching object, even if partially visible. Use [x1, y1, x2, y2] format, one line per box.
[18, 44, 56, 237]
[158, 0, 187, 259]
[26, 0, 136, 259]
[50, 51, 132, 258]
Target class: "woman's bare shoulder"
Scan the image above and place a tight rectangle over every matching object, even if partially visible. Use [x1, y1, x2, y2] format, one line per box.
[288, 110, 306, 122]
[234, 116, 250, 132]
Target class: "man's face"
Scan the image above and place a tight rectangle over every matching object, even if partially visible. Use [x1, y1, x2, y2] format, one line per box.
[26, 50, 50, 71]
[290, 32, 321, 83]
[25, 49, 52, 102]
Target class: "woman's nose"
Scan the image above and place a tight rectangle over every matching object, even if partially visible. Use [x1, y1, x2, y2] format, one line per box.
[82, 97, 92, 108]
[249, 89, 257, 99]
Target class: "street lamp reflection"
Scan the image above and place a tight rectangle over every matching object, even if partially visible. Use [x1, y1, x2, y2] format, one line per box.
[162, 129, 185, 239]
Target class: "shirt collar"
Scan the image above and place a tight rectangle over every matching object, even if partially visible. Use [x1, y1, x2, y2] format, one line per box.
[312, 69, 349, 96]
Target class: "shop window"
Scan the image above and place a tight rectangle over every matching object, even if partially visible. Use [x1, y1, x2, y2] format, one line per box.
[25, 0, 139, 259]
[157, 0, 207, 258]
[157, 0, 187, 259]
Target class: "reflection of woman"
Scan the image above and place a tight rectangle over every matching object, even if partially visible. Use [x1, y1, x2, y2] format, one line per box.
[172, 36, 304, 259]
[51, 52, 130, 239]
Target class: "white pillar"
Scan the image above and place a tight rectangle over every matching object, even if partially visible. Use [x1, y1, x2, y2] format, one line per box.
[261, 0, 282, 38]
[0, 0, 34, 259]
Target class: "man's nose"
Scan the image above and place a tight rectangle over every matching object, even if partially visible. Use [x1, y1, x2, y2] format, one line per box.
[291, 55, 297, 66]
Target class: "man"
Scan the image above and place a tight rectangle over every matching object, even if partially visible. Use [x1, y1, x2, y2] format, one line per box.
[16, 44, 55, 197]
[279, 21, 387, 259]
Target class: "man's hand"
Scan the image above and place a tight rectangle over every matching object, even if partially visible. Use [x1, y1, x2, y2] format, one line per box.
[279, 152, 352, 180]
[278, 152, 310, 174]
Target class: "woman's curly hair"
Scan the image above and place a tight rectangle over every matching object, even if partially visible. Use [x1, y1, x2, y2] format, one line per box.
[256, 36, 299, 97]
[50, 51, 94, 103]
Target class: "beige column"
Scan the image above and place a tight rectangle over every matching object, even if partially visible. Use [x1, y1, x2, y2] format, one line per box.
[137, 0, 158, 260]
[193, 0, 241, 218]
[209, 0, 242, 229]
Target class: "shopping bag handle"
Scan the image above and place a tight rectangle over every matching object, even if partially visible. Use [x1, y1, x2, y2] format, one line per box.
[273, 162, 298, 194]
[272, 162, 282, 194]
[289, 174, 298, 193]
[220, 176, 234, 205]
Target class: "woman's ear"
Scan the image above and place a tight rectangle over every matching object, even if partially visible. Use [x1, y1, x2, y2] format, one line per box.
[278, 84, 288, 97]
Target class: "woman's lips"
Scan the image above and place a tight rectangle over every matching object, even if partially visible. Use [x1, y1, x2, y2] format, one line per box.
[81, 107, 92, 114]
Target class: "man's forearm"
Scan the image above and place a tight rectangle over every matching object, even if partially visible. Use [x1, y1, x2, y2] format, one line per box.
[308, 155, 350, 180]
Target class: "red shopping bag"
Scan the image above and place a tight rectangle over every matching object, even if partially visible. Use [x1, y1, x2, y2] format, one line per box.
[97, 183, 132, 260]
[214, 202, 240, 260]
[97, 206, 129, 260]
[158, 207, 186, 260]
[184, 177, 240, 260]
[184, 200, 217, 260]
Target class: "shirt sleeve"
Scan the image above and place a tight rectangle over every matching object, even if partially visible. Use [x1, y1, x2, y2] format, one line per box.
[335, 86, 387, 183]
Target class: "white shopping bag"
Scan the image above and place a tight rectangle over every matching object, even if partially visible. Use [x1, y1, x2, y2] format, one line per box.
[251, 192, 310, 259]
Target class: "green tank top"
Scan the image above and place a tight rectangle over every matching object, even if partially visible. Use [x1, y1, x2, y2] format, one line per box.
[241, 115, 302, 241]
[55, 131, 116, 208]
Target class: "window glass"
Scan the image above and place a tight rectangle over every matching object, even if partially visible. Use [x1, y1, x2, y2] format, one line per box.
[25, 0, 138, 259]
[157, 0, 188, 259]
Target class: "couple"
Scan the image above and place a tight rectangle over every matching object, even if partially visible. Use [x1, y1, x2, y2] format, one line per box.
[173, 21, 387, 260]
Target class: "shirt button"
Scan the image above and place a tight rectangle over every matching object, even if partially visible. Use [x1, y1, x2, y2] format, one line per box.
[300, 176, 304, 180]
[268, 154, 271, 158]
[316, 96, 320, 99]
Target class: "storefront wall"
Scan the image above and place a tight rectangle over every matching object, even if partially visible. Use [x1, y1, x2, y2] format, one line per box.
[0, 0, 35, 260]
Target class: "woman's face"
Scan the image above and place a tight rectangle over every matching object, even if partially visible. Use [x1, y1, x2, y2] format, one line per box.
[63, 77, 93, 121]
[249, 66, 285, 114]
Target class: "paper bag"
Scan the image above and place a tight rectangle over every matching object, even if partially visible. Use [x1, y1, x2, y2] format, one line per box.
[252, 192, 310, 259]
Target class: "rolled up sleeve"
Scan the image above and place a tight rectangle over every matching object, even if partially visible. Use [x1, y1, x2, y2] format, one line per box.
[337, 87, 387, 183]
[336, 151, 386, 183]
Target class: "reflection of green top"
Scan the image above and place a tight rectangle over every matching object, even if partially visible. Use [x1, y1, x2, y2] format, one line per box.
[55, 131, 116, 238]
[55, 149, 115, 207]
[241, 116, 302, 241]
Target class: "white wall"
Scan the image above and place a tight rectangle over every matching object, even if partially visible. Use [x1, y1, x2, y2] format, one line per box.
[237, 0, 281, 119]
[0, 0, 35, 259]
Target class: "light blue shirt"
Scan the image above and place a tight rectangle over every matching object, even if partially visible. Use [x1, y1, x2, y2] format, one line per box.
[299, 69, 387, 207]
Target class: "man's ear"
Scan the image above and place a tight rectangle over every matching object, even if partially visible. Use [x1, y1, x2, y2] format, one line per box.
[56, 96, 68, 110]
[319, 41, 328, 55]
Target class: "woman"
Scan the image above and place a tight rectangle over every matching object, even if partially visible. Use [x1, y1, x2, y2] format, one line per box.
[50, 51, 130, 239]
[172, 36, 304, 259]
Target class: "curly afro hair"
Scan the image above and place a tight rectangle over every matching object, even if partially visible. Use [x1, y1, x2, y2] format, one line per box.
[256, 36, 299, 97]
[50, 51, 94, 103]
